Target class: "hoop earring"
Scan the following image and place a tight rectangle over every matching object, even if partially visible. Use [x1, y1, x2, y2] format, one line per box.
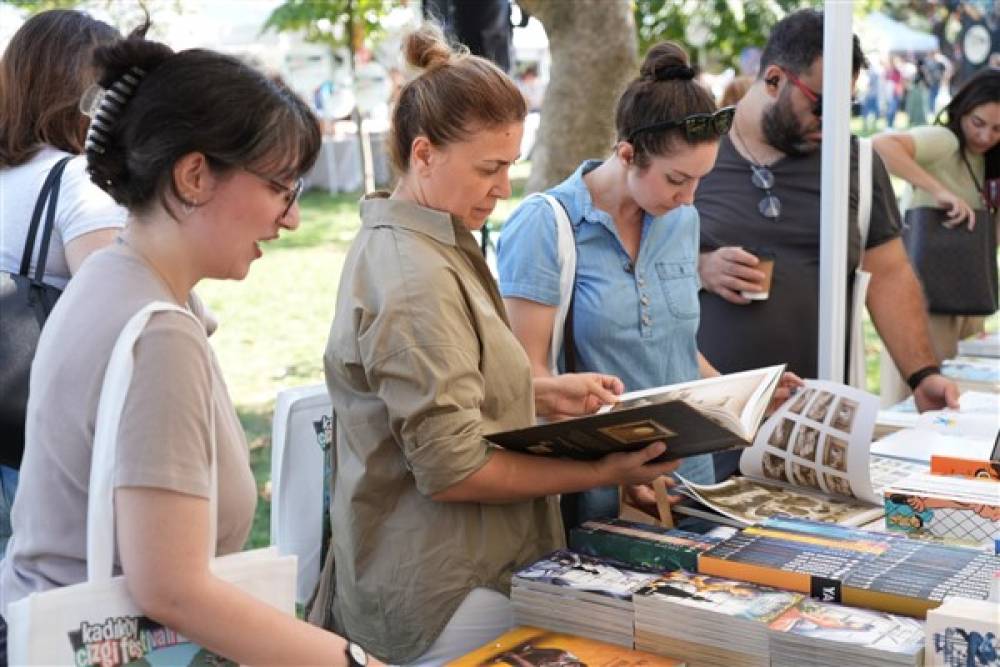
[181, 200, 198, 217]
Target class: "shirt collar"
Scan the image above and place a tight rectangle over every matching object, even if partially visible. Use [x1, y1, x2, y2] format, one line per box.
[360, 192, 459, 246]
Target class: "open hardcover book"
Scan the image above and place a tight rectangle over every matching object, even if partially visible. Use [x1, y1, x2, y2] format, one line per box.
[674, 379, 918, 528]
[486, 365, 785, 464]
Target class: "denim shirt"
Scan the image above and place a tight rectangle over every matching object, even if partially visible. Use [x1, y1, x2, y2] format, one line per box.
[498, 160, 713, 485]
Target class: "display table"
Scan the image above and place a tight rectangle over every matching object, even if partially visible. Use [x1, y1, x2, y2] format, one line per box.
[304, 132, 392, 194]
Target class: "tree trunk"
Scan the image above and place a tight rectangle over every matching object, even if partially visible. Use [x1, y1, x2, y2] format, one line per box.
[518, 0, 638, 193]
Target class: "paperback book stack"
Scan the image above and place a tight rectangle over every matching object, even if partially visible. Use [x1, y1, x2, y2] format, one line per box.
[510, 550, 658, 647]
[768, 598, 924, 667]
[925, 597, 1000, 666]
[697, 516, 1000, 617]
[569, 518, 722, 572]
[631, 570, 802, 666]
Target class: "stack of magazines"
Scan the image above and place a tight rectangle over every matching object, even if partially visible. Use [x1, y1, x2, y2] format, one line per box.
[510, 550, 658, 647]
[769, 598, 925, 667]
[631, 570, 802, 666]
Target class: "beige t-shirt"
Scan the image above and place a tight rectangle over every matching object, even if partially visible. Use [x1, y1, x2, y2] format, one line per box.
[905, 125, 989, 214]
[324, 195, 563, 663]
[0, 243, 256, 611]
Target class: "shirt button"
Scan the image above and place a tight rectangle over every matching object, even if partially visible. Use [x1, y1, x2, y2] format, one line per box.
[642, 314, 652, 326]
[637, 278, 646, 288]
[640, 294, 650, 305]
[623, 260, 634, 274]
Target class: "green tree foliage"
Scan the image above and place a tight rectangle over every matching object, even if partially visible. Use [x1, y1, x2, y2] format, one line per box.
[262, 0, 395, 47]
[2, 0, 81, 10]
[633, 0, 811, 69]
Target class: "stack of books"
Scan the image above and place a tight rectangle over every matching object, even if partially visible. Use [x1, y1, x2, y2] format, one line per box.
[631, 570, 802, 666]
[696, 517, 1000, 618]
[958, 331, 1000, 358]
[768, 598, 924, 667]
[925, 597, 1000, 666]
[510, 550, 658, 647]
[942, 357, 1000, 392]
[447, 626, 686, 666]
[569, 518, 721, 572]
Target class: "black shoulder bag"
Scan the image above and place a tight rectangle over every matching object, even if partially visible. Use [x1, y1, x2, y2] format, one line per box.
[0, 156, 73, 467]
[902, 152, 998, 316]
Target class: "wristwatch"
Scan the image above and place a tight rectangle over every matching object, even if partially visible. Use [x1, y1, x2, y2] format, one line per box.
[345, 641, 369, 667]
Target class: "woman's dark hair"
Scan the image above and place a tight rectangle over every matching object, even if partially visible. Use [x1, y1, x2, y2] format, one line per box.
[937, 67, 1000, 184]
[86, 23, 321, 218]
[389, 24, 526, 175]
[0, 9, 118, 166]
[615, 42, 717, 168]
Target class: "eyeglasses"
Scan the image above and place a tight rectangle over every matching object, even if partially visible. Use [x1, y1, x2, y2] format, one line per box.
[782, 69, 823, 117]
[628, 106, 736, 144]
[245, 169, 305, 221]
[750, 164, 781, 219]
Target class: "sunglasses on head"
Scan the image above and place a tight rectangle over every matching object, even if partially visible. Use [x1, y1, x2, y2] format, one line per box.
[628, 106, 736, 144]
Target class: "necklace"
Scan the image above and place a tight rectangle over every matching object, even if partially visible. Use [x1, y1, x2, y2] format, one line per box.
[731, 118, 767, 167]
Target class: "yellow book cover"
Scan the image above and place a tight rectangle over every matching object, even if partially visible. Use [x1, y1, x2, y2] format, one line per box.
[447, 626, 686, 667]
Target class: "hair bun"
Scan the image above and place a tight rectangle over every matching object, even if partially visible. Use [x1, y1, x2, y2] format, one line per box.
[639, 41, 692, 82]
[403, 25, 453, 70]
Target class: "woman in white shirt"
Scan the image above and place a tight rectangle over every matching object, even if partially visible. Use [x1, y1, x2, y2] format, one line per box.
[0, 9, 126, 555]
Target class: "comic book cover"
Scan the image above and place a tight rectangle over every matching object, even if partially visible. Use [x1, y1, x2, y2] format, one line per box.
[926, 598, 1000, 667]
[511, 550, 658, 604]
[931, 455, 1000, 481]
[769, 598, 924, 653]
[884, 473, 1000, 544]
[446, 626, 685, 667]
[634, 570, 802, 623]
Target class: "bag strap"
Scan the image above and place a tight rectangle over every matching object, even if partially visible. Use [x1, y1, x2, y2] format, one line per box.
[18, 156, 72, 280]
[857, 138, 873, 260]
[87, 301, 216, 583]
[529, 192, 577, 375]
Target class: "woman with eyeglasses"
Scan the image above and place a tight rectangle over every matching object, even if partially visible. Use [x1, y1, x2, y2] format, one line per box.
[497, 42, 796, 532]
[873, 67, 1000, 362]
[0, 24, 384, 667]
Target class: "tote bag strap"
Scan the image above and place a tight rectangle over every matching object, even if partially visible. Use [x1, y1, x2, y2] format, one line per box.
[527, 192, 576, 376]
[857, 138, 872, 258]
[18, 157, 72, 280]
[86, 301, 217, 583]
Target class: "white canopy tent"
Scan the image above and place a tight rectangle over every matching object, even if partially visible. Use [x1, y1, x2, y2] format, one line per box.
[858, 12, 940, 55]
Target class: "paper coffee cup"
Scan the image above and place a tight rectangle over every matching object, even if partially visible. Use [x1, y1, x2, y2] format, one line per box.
[741, 249, 775, 300]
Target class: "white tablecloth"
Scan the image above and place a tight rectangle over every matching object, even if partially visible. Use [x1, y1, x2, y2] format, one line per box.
[304, 133, 392, 194]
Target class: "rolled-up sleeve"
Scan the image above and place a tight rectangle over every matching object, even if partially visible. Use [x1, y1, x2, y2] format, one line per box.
[367, 343, 494, 496]
[497, 197, 562, 306]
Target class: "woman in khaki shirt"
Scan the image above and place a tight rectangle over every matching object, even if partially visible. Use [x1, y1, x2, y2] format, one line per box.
[323, 26, 681, 665]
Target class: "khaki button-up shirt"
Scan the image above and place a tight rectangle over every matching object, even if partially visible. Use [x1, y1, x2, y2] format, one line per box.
[324, 194, 564, 662]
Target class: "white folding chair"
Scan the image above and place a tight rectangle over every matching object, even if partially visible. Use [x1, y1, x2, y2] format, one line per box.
[270, 383, 332, 605]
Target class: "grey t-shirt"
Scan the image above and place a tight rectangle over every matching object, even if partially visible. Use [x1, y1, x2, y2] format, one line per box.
[0, 243, 256, 611]
[695, 135, 901, 379]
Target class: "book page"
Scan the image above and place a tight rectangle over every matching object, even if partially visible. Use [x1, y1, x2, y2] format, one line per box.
[604, 365, 783, 438]
[739, 380, 881, 504]
[674, 475, 885, 527]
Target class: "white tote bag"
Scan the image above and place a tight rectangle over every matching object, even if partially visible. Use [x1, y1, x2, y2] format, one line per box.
[528, 193, 576, 377]
[7, 301, 297, 666]
[848, 138, 873, 390]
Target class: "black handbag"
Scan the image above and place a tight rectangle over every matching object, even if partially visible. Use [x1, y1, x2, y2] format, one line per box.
[902, 206, 998, 316]
[0, 156, 72, 468]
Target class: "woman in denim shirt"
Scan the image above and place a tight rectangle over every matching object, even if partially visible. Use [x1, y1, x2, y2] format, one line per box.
[498, 42, 740, 531]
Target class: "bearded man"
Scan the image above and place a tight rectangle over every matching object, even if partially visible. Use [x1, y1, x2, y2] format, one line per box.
[694, 9, 958, 480]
